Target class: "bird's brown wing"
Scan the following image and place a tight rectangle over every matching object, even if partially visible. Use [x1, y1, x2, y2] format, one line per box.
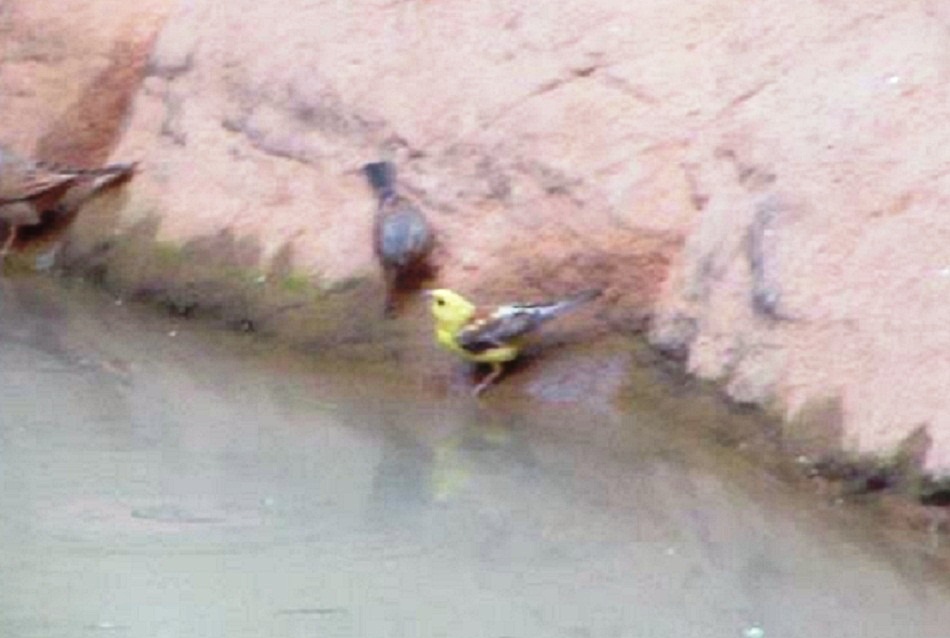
[52, 163, 138, 212]
[455, 307, 542, 354]
[0, 171, 79, 205]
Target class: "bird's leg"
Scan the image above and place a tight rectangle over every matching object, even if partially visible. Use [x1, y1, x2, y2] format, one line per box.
[0, 225, 17, 260]
[472, 362, 505, 397]
[382, 268, 397, 318]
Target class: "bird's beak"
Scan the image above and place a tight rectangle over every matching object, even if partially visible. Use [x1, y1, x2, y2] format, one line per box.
[421, 290, 434, 300]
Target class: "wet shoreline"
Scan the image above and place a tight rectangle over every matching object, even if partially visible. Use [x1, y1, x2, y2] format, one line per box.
[5, 273, 950, 635]
[5, 270, 950, 548]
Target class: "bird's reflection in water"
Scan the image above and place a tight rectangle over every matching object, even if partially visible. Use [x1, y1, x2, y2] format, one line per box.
[365, 424, 433, 528]
[364, 402, 537, 531]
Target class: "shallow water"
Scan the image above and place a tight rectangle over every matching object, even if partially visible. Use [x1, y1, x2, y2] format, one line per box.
[1, 276, 949, 637]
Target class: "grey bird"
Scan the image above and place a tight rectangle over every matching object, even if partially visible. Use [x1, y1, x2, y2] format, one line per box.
[363, 161, 434, 316]
[0, 146, 137, 259]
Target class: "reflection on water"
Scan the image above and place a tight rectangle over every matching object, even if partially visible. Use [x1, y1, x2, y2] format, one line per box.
[1, 276, 949, 637]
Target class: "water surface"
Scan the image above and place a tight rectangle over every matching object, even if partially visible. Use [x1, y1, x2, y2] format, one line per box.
[0, 276, 947, 637]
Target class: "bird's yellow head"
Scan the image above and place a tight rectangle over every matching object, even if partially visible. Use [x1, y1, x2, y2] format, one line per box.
[425, 288, 476, 329]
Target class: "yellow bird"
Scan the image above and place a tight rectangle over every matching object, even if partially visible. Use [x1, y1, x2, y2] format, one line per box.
[426, 288, 601, 395]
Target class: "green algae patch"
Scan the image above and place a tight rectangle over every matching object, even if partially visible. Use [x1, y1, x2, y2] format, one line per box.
[153, 241, 186, 266]
[280, 272, 314, 294]
[55, 216, 410, 363]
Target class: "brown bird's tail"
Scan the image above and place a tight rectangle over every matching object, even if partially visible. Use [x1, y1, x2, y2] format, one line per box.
[85, 161, 138, 188]
[52, 162, 139, 212]
[32, 158, 138, 179]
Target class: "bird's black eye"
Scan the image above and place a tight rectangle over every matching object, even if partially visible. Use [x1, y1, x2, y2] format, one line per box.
[436, 298, 445, 306]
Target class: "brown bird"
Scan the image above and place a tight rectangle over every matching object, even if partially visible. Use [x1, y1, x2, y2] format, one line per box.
[363, 161, 434, 316]
[0, 146, 137, 259]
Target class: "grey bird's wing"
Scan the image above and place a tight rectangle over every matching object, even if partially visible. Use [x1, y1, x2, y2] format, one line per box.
[455, 306, 544, 354]
[455, 290, 601, 354]
[375, 197, 433, 269]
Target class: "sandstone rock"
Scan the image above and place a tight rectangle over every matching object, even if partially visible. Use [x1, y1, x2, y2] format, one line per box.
[648, 2, 950, 473]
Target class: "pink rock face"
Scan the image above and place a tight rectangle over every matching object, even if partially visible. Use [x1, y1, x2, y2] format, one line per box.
[648, 2, 950, 474]
[99, 0, 681, 314]
[4, 0, 950, 471]
[0, 0, 169, 162]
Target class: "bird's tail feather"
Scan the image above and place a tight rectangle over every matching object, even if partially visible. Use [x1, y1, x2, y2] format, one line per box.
[521, 288, 602, 321]
[97, 161, 138, 177]
[537, 288, 602, 320]
[363, 161, 397, 199]
[86, 162, 138, 189]
[34, 160, 138, 179]
[49, 162, 138, 211]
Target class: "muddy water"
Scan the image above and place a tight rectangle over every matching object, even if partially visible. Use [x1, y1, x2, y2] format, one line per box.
[1, 276, 949, 638]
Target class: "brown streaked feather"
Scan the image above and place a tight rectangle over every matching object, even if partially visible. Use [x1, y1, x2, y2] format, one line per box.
[0, 147, 137, 219]
[0, 147, 138, 260]
[0, 202, 40, 226]
[0, 179, 80, 225]
[0, 171, 79, 205]
[0, 145, 136, 206]
[52, 163, 138, 212]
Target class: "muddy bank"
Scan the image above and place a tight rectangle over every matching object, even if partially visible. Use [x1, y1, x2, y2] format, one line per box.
[6, 269, 947, 543]
[4, 0, 950, 478]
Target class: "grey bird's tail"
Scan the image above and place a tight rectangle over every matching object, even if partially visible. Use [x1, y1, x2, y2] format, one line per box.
[548, 288, 601, 315]
[523, 288, 602, 323]
[363, 161, 397, 200]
